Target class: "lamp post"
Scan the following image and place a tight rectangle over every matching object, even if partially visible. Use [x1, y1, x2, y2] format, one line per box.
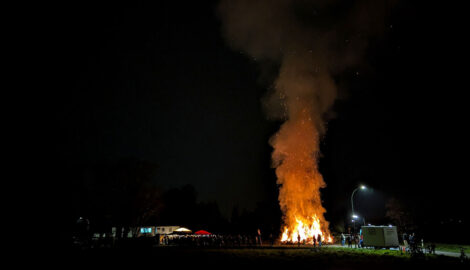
[351, 185, 366, 217]
[351, 185, 367, 233]
[352, 214, 366, 225]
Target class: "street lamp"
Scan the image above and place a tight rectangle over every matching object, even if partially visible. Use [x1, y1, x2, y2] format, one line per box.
[351, 214, 366, 226]
[351, 185, 367, 232]
[351, 185, 367, 217]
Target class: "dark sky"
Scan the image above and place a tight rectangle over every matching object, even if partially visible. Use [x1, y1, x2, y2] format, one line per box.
[39, 1, 468, 225]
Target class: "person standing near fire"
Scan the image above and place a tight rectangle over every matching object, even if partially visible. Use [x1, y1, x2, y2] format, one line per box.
[297, 234, 301, 247]
[257, 229, 262, 246]
[317, 234, 322, 247]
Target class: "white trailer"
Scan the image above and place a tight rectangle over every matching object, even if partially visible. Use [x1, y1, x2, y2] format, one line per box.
[362, 225, 399, 248]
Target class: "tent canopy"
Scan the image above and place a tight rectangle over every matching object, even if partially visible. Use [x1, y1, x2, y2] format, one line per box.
[195, 230, 211, 235]
[174, 227, 192, 233]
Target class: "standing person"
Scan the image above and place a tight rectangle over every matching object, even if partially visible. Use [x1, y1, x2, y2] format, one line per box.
[257, 229, 262, 246]
[354, 234, 358, 248]
[297, 234, 301, 247]
[403, 232, 408, 247]
[460, 247, 467, 263]
[409, 233, 415, 250]
[313, 235, 316, 248]
[402, 232, 409, 252]
[341, 233, 345, 246]
[76, 217, 90, 248]
[317, 234, 322, 247]
[347, 234, 352, 248]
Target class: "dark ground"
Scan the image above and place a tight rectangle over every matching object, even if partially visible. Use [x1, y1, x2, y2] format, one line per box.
[65, 246, 468, 269]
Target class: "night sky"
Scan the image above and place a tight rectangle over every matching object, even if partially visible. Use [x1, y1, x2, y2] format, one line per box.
[38, 1, 468, 234]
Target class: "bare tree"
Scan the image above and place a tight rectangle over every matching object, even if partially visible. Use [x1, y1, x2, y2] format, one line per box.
[385, 197, 414, 233]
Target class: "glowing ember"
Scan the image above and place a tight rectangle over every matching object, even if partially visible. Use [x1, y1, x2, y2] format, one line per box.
[217, 0, 391, 246]
[271, 100, 332, 244]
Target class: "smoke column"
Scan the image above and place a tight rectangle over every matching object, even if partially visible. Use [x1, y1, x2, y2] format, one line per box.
[218, 0, 394, 241]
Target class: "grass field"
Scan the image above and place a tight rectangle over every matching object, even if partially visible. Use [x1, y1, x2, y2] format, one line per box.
[73, 246, 469, 269]
[435, 243, 470, 253]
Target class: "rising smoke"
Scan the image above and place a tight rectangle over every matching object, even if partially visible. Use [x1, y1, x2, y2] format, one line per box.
[218, 0, 395, 241]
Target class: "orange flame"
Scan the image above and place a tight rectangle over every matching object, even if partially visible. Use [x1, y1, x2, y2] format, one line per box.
[271, 106, 332, 244]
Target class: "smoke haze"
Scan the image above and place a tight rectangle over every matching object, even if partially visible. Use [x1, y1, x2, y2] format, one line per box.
[218, 0, 395, 239]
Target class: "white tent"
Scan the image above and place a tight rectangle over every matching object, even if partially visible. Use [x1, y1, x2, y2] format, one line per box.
[174, 227, 192, 233]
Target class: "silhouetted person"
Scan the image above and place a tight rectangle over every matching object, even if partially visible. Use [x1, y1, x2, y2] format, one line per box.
[341, 233, 345, 246]
[297, 234, 301, 247]
[317, 234, 322, 247]
[460, 247, 467, 262]
[313, 235, 316, 248]
[409, 233, 414, 245]
[347, 235, 352, 248]
[75, 217, 90, 247]
[409, 233, 415, 251]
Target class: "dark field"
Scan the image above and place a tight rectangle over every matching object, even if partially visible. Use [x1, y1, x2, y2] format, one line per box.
[69, 246, 468, 269]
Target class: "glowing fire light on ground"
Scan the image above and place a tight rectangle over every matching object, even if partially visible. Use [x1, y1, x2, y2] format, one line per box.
[280, 216, 333, 244]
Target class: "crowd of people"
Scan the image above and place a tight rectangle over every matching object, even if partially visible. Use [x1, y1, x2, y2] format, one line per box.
[160, 234, 268, 247]
[402, 232, 436, 255]
[280, 234, 325, 248]
[339, 231, 426, 251]
[80, 233, 269, 249]
[340, 233, 363, 248]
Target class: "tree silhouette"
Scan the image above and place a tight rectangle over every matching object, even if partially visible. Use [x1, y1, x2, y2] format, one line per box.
[385, 197, 414, 233]
[82, 158, 163, 236]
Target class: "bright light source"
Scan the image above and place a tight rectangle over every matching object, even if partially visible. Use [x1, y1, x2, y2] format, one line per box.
[175, 227, 192, 232]
[360, 185, 366, 190]
[352, 215, 359, 219]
